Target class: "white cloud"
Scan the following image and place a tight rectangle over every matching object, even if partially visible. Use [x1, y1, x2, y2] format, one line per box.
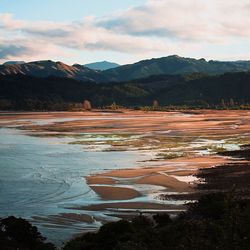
[0, 0, 249, 63]
[0, 39, 68, 61]
[0, 13, 26, 30]
[99, 0, 250, 41]
[98, 0, 209, 41]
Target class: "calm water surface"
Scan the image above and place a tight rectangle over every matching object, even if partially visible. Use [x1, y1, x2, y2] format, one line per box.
[0, 126, 149, 244]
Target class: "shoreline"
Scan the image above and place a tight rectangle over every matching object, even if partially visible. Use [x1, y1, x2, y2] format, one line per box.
[0, 110, 249, 243]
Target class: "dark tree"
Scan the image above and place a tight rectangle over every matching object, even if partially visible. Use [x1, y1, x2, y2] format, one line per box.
[0, 216, 55, 250]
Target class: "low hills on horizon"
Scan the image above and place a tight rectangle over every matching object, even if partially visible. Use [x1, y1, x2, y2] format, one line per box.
[3, 60, 120, 71]
[1, 55, 250, 83]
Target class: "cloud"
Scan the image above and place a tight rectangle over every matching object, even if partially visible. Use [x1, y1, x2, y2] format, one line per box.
[98, 0, 250, 41]
[0, 0, 250, 62]
[0, 14, 182, 59]
[98, 0, 209, 41]
[0, 44, 30, 58]
[0, 39, 68, 61]
[0, 13, 25, 29]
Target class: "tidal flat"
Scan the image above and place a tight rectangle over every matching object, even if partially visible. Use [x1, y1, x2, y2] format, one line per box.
[0, 110, 249, 245]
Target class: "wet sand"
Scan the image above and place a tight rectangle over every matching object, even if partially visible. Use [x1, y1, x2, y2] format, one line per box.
[86, 156, 232, 198]
[32, 213, 95, 225]
[86, 176, 116, 185]
[1, 109, 249, 225]
[79, 201, 186, 212]
[89, 186, 141, 200]
[1, 110, 249, 136]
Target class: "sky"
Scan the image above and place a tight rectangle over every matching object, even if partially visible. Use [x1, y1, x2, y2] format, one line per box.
[0, 0, 250, 65]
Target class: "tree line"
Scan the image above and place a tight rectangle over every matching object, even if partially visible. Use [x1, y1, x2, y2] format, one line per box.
[0, 71, 249, 111]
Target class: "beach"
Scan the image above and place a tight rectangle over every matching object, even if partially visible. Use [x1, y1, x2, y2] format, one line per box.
[0, 109, 249, 243]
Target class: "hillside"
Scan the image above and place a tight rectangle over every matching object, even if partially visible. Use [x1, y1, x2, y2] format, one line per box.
[1, 56, 250, 82]
[104, 55, 250, 81]
[0, 72, 249, 110]
[0, 60, 109, 82]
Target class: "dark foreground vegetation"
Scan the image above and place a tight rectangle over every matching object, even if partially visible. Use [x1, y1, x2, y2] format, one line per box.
[197, 145, 250, 195]
[0, 71, 249, 110]
[0, 216, 55, 250]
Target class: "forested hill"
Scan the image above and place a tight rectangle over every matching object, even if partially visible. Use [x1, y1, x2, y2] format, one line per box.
[0, 71, 249, 110]
[103, 55, 250, 81]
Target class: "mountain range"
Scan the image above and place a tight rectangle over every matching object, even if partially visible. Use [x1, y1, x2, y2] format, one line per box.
[1, 55, 250, 83]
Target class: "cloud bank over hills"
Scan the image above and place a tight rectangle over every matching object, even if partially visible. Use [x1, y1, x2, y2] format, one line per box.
[0, 0, 250, 63]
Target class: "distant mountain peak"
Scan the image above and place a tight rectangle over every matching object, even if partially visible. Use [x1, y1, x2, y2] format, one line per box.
[84, 61, 120, 71]
[3, 61, 25, 65]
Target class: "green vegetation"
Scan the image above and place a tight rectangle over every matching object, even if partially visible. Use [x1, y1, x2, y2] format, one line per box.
[219, 145, 250, 160]
[156, 152, 185, 160]
[0, 216, 55, 250]
[0, 71, 250, 110]
[104, 55, 250, 82]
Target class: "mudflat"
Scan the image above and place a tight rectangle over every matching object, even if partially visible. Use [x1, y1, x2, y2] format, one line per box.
[0, 109, 249, 219]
